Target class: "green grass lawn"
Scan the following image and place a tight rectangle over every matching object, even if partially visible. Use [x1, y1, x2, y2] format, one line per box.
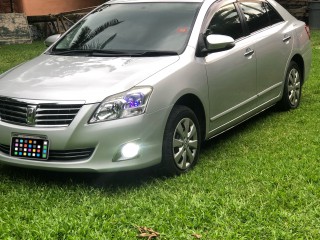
[0, 32, 319, 239]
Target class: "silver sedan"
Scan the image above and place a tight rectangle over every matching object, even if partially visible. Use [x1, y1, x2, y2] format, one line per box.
[0, 0, 312, 175]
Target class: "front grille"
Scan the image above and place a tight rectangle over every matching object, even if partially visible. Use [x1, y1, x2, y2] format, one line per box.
[0, 144, 10, 155]
[0, 97, 84, 127]
[0, 144, 94, 161]
[0, 98, 27, 125]
[35, 103, 83, 126]
[49, 148, 95, 161]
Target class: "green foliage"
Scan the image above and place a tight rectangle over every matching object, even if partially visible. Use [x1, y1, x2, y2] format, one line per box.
[0, 32, 319, 239]
[0, 42, 46, 74]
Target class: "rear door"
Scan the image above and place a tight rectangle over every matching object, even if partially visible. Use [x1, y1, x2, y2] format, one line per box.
[238, 0, 293, 104]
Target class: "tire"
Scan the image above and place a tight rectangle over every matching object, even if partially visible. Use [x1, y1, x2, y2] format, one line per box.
[278, 61, 302, 110]
[162, 105, 201, 176]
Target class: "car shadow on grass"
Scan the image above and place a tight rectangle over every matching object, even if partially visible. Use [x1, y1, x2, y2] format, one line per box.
[201, 106, 278, 151]
[0, 162, 165, 191]
[0, 106, 280, 190]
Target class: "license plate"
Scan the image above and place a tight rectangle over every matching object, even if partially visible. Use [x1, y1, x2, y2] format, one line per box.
[10, 136, 49, 160]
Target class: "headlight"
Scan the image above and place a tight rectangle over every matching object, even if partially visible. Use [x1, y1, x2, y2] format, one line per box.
[89, 87, 153, 123]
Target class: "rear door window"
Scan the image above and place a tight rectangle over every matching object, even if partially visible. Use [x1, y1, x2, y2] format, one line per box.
[265, 2, 283, 25]
[239, 1, 283, 34]
[240, 1, 269, 33]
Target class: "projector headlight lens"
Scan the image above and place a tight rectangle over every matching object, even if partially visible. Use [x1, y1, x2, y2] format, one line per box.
[89, 87, 153, 123]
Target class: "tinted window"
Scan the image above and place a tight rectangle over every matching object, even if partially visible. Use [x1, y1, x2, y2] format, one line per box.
[54, 3, 201, 54]
[240, 1, 283, 33]
[265, 2, 283, 24]
[207, 4, 244, 40]
[240, 1, 269, 33]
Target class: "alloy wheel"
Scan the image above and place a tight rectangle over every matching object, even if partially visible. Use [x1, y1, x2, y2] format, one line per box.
[287, 68, 301, 107]
[172, 117, 198, 170]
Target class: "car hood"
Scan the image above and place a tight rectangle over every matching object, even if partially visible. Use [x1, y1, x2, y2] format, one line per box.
[0, 54, 179, 103]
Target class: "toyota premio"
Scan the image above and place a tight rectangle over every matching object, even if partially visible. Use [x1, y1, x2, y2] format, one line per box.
[0, 0, 312, 175]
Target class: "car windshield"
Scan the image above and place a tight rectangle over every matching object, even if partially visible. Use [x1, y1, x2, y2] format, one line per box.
[52, 2, 201, 55]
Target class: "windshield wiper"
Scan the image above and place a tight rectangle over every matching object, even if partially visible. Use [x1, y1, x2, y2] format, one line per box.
[135, 51, 178, 56]
[49, 49, 178, 57]
[49, 49, 133, 56]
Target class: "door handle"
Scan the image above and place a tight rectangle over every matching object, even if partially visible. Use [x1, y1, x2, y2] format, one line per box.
[244, 48, 254, 57]
[283, 35, 292, 42]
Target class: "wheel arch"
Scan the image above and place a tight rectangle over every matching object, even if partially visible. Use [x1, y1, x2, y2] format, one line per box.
[175, 94, 207, 142]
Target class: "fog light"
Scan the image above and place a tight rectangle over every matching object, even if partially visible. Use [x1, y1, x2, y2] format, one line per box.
[121, 142, 140, 159]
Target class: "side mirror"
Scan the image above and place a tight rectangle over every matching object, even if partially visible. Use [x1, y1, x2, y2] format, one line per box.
[206, 34, 235, 52]
[44, 34, 61, 47]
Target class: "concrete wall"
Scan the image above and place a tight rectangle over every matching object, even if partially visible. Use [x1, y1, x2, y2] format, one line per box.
[16, 0, 105, 16]
[0, 13, 32, 44]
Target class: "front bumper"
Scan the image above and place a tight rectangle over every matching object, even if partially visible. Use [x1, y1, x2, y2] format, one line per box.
[0, 104, 169, 172]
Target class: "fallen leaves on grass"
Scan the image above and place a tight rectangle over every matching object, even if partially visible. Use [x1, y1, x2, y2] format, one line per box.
[191, 233, 202, 239]
[136, 226, 160, 239]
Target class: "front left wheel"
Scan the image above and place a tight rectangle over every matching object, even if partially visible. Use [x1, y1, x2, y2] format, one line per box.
[162, 105, 201, 176]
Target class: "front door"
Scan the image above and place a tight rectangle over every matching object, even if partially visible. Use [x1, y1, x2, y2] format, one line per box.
[204, 3, 257, 135]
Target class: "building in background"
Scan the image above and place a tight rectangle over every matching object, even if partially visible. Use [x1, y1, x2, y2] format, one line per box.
[0, 0, 104, 15]
[0, 0, 31, 44]
[0, 0, 105, 45]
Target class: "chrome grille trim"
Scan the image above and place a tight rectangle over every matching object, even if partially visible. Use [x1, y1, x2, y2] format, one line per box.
[0, 144, 94, 161]
[0, 96, 85, 127]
